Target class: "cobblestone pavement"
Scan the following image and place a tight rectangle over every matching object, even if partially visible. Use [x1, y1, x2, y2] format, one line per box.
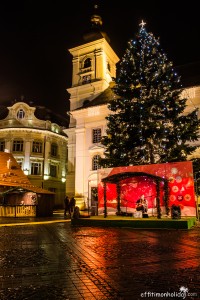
[0, 215, 200, 300]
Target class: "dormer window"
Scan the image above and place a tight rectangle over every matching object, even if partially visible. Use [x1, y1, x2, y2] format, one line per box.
[83, 58, 91, 69]
[17, 109, 25, 119]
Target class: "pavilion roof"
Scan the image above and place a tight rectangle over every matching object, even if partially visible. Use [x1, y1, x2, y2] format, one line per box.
[101, 171, 167, 184]
[0, 151, 54, 194]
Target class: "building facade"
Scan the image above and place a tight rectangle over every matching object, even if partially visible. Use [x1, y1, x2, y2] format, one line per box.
[0, 102, 68, 208]
[64, 12, 119, 210]
[65, 12, 200, 211]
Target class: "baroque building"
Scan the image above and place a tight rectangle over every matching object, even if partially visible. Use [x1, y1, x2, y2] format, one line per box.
[0, 101, 68, 208]
[65, 10, 200, 211]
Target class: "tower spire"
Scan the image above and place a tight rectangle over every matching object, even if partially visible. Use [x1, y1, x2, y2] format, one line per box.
[90, 4, 102, 28]
[83, 3, 110, 44]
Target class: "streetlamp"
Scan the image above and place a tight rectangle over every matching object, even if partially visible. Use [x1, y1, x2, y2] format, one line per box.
[23, 168, 29, 176]
[194, 172, 200, 221]
[88, 180, 90, 216]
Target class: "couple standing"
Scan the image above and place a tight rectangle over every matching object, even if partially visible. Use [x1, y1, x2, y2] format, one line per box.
[136, 194, 148, 213]
[64, 196, 76, 218]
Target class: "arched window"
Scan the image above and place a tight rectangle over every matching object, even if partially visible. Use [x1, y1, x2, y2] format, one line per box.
[17, 109, 25, 119]
[92, 155, 101, 170]
[83, 58, 91, 68]
[107, 62, 111, 72]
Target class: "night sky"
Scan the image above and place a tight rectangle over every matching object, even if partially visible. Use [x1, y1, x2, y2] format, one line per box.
[0, 0, 200, 117]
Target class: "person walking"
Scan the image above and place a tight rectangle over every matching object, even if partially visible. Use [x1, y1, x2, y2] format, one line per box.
[69, 197, 76, 218]
[64, 195, 70, 217]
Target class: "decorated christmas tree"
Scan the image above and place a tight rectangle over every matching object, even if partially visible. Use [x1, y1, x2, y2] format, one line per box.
[100, 21, 200, 167]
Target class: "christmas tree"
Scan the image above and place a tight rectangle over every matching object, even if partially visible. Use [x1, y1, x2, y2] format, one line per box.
[100, 21, 200, 167]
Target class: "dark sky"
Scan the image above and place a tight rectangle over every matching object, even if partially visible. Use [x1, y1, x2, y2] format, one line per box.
[0, 0, 200, 117]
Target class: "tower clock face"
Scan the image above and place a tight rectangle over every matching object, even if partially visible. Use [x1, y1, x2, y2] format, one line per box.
[82, 75, 91, 84]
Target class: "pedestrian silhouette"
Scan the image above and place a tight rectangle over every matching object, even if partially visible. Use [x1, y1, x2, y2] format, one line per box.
[64, 195, 70, 217]
[69, 197, 76, 218]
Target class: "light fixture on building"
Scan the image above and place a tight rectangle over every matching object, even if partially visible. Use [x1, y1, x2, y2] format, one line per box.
[44, 174, 49, 180]
[24, 169, 29, 175]
[61, 177, 66, 183]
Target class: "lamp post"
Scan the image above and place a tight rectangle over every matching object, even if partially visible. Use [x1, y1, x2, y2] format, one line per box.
[194, 172, 200, 221]
[42, 136, 46, 189]
[116, 182, 121, 214]
[88, 180, 90, 216]
[23, 168, 29, 176]
[103, 182, 107, 218]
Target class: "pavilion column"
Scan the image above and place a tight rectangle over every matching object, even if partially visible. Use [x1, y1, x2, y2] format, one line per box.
[156, 180, 161, 219]
[103, 182, 107, 218]
[116, 182, 121, 214]
[163, 181, 170, 216]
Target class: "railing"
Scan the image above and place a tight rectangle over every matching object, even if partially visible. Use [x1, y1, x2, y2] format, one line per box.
[0, 205, 37, 217]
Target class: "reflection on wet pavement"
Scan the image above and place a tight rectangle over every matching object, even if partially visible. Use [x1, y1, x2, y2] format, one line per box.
[0, 222, 200, 299]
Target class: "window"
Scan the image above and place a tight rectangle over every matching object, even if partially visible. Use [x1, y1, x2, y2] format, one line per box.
[51, 143, 58, 157]
[31, 162, 42, 175]
[13, 140, 24, 152]
[49, 187, 56, 193]
[92, 155, 101, 170]
[83, 58, 91, 68]
[17, 109, 25, 119]
[0, 140, 5, 152]
[50, 164, 57, 177]
[32, 141, 43, 153]
[107, 62, 111, 72]
[92, 128, 101, 143]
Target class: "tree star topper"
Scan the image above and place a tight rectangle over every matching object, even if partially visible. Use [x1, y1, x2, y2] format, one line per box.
[139, 20, 146, 28]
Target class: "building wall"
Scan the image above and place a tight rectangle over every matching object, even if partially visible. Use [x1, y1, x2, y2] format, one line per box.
[0, 102, 68, 208]
[65, 36, 119, 209]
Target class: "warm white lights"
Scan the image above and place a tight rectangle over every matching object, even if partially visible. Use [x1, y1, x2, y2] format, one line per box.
[61, 177, 66, 183]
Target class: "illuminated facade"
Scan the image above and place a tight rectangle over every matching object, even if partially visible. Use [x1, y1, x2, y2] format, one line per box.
[64, 12, 200, 210]
[64, 12, 119, 209]
[0, 102, 68, 207]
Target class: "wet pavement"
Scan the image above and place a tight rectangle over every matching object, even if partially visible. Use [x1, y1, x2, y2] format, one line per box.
[0, 212, 200, 300]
